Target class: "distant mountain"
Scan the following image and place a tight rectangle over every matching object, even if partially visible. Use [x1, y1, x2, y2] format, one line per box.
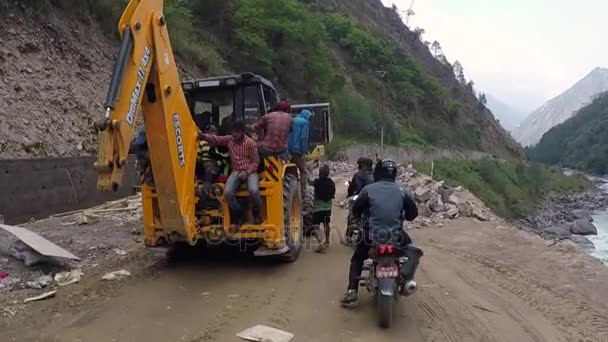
[528, 92, 608, 175]
[485, 94, 526, 131]
[514, 67, 608, 146]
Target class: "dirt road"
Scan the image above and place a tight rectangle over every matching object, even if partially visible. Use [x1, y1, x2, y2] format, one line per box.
[3, 177, 608, 342]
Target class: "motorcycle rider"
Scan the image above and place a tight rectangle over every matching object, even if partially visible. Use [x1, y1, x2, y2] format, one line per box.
[344, 157, 374, 244]
[347, 157, 374, 197]
[341, 159, 423, 304]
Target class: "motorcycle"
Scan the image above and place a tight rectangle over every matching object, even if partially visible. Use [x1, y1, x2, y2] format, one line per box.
[343, 181, 361, 246]
[361, 243, 417, 328]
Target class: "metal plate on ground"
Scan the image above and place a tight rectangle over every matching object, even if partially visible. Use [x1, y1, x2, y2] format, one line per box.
[0, 224, 80, 260]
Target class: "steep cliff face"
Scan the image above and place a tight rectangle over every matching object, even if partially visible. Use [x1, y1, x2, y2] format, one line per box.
[0, 5, 115, 158]
[515, 67, 608, 147]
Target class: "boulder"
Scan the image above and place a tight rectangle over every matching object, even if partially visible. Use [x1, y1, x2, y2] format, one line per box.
[446, 194, 461, 205]
[472, 208, 488, 222]
[417, 204, 431, 217]
[415, 187, 432, 203]
[444, 204, 460, 218]
[457, 202, 474, 217]
[569, 219, 598, 236]
[438, 186, 454, 203]
[572, 209, 593, 222]
[570, 235, 595, 250]
[543, 225, 572, 238]
[429, 194, 444, 213]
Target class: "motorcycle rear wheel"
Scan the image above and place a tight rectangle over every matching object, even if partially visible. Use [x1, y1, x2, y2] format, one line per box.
[377, 293, 393, 328]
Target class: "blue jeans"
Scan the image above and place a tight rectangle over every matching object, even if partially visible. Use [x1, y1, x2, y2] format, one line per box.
[224, 172, 261, 218]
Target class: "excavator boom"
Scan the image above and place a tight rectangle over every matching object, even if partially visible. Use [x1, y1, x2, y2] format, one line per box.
[94, 0, 198, 244]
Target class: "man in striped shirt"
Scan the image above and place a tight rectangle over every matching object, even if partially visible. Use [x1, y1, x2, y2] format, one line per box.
[199, 120, 262, 225]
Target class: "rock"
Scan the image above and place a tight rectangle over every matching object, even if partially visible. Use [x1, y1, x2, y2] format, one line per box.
[569, 219, 598, 236]
[543, 225, 572, 238]
[570, 235, 595, 250]
[437, 186, 453, 203]
[54, 269, 83, 286]
[472, 209, 488, 222]
[572, 209, 593, 222]
[8, 28, 16, 35]
[77, 213, 99, 225]
[7, 240, 51, 266]
[428, 194, 444, 213]
[456, 201, 474, 217]
[414, 187, 432, 203]
[102, 269, 131, 281]
[26, 275, 53, 289]
[447, 194, 461, 205]
[417, 204, 431, 217]
[444, 204, 459, 218]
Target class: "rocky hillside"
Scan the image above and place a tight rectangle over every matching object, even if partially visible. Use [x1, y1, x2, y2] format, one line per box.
[0, 0, 522, 159]
[514, 67, 608, 146]
[528, 92, 608, 175]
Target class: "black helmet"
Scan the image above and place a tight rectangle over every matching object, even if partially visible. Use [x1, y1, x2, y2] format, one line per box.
[374, 159, 398, 181]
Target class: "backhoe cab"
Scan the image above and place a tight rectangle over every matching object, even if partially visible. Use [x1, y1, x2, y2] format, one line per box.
[182, 73, 332, 161]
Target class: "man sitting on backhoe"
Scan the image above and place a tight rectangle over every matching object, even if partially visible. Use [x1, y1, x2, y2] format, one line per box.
[199, 120, 262, 225]
[196, 124, 229, 197]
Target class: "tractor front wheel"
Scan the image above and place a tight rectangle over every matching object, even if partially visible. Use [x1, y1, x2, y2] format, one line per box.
[279, 174, 304, 262]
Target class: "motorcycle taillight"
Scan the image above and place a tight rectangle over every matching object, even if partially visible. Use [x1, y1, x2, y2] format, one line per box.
[379, 245, 394, 255]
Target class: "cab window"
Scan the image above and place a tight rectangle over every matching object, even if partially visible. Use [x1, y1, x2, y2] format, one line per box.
[243, 85, 262, 125]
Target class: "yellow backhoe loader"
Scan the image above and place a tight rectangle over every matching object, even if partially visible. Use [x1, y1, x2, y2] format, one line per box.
[94, 0, 329, 261]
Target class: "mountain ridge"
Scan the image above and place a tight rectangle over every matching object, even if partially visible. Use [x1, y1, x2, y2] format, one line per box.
[527, 91, 608, 174]
[514, 67, 608, 146]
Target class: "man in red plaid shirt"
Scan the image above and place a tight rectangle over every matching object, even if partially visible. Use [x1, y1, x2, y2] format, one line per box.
[199, 120, 262, 225]
[253, 101, 293, 159]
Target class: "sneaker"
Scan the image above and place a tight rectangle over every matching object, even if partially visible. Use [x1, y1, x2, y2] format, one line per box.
[340, 290, 358, 304]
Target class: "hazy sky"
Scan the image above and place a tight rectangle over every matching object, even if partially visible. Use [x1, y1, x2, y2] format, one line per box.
[382, 0, 608, 112]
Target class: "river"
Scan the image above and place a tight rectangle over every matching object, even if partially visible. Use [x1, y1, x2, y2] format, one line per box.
[590, 182, 608, 265]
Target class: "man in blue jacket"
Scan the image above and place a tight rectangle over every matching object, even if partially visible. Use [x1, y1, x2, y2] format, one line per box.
[288, 109, 313, 191]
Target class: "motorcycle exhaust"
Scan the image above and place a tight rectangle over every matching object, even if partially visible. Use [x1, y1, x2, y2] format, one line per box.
[403, 280, 417, 296]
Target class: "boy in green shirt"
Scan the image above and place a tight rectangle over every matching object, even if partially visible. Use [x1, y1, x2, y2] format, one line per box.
[312, 164, 336, 252]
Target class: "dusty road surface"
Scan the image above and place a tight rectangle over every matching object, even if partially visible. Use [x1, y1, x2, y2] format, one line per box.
[3, 177, 608, 342]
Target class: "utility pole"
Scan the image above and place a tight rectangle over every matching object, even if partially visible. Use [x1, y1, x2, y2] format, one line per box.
[376, 67, 388, 156]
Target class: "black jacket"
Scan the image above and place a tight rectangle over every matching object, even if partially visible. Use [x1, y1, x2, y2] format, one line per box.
[347, 170, 374, 197]
[353, 179, 418, 242]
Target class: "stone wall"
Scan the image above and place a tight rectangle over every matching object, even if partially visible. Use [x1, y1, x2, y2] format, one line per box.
[0, 156, 138, 224]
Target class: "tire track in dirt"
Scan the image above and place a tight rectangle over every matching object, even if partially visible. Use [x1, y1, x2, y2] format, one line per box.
[436, 245, 608, 342]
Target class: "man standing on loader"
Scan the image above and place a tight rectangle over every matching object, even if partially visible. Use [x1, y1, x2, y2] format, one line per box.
[253, 101, 293, 160]
[199, 120, 262, 225]
[288, 108, 313, 192]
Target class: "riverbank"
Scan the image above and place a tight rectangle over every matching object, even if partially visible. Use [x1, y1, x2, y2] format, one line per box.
[522, 176, 608, 261]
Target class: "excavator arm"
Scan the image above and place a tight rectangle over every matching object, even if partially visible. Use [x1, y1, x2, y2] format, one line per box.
[94, 0, 199, 243]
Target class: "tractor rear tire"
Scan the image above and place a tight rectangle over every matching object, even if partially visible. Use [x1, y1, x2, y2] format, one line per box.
[279, 174, 304, 262]
[302, 185, 315, 235]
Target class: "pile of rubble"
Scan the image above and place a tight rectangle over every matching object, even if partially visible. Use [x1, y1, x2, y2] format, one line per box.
[324, 160, 493, 227]
[397, 164, 490, 226]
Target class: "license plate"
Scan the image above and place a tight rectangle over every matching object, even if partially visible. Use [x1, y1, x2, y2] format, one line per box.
[376, 265, 398, 278]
